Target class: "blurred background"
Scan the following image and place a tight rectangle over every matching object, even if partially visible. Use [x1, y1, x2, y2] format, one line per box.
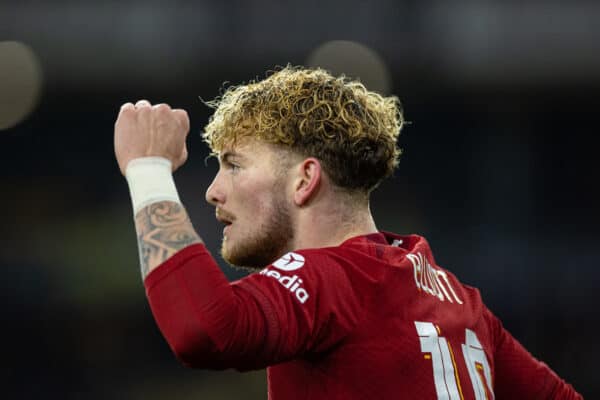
[1, 0, 598, 398]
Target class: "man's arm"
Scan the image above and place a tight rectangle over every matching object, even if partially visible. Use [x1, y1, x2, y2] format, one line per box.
[114, 99, 358, 371]
[113, 99, 285, 370]
[114, 99, 265, 369]
[114, 99, 202, 277]
[135, 200, 202, 279]
[485, 309, 583, 399]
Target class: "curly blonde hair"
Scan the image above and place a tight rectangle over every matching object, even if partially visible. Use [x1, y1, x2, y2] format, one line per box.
[203, 66, 404, 193]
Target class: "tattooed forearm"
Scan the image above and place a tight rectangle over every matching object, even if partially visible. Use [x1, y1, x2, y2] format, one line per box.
[135, 201, 203, 279]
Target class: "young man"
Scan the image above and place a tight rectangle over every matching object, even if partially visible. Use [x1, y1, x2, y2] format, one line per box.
[114, 67, 582, 399]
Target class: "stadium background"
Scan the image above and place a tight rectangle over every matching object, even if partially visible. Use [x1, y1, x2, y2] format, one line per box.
[1, 0, 597, 398]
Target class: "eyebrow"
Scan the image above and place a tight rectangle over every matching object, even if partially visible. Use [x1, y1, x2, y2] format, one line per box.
[219, 151, 245, 164]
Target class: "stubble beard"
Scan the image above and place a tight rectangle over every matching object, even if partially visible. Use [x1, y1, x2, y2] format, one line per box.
[221, 192, 294, 272]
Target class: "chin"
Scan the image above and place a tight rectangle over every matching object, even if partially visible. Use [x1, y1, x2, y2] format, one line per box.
[221, 201, 294, 271]
[222, 250, 268, 273]
[221, 240, 260, 271]
[221, 236, 287, 272]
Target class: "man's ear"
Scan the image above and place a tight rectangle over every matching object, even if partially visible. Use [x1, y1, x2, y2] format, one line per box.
[293, 157, 322, 206]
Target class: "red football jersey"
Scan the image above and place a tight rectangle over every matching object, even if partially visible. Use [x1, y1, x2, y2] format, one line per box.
[144, 232, 582, 399]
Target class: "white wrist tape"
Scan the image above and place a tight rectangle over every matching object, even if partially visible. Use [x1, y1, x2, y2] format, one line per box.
[125, 157, 181, 214]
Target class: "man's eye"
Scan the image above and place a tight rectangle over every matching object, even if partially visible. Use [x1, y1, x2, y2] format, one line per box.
[227, 163, 240, 172]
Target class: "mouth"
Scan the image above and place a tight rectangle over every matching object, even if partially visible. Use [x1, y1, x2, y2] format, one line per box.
[216, 209, 235, 235]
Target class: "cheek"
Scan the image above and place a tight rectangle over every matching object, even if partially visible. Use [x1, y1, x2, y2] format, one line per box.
[229, 186, 264, 222]
[230, 168, 287, 226]
[239, 195, 278, 235]
[246, 195, 272, 224]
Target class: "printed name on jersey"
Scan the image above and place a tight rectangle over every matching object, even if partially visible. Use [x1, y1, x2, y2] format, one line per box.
[259, 268, 309, 304]
[272, 252, 305, 271]
[407, 252, 463, 304]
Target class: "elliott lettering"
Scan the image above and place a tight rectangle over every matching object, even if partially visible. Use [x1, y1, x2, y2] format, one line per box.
[407, 252, 463, 304]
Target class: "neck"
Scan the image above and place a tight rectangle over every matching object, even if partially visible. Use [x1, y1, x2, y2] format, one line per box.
[289, 198, 378, 251]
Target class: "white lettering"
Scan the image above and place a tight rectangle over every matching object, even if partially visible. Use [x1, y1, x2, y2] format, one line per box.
[295, 288, 309, 304]
[410, 253, 422, 290]
[279, 275, 297, 288]
[407, 252, 463, 304]
[437, 269, 463, 304]
[267, 270, 281, 279]
[290, 279, 302, 292]
[259, 268, 310, 304]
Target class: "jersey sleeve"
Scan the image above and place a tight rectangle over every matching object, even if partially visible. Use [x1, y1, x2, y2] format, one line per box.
[143, 244, 361, 371]
[485, 309, 582, 399]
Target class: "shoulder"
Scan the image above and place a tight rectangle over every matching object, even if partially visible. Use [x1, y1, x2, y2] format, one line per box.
[244, 246, 368, 308]
[256, 248, 351, 286]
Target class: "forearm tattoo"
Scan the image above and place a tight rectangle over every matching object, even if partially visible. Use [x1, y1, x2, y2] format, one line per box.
[135, 201, 202, 279]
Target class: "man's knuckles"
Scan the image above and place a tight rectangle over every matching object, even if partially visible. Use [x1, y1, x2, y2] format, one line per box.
[152, 103, 171, 113]
[172, 109, 190, 132]
[135, 99, 151, 108]
[117, 103, 135, 120]
[120, 102, 134, 111]
[119, 101, 187, 135]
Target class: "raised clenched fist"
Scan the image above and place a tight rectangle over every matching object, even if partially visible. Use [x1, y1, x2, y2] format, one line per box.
[114, 100, 190, 176]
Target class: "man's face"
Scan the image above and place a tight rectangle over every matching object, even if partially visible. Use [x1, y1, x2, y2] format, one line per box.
[205, 140, 294, 270]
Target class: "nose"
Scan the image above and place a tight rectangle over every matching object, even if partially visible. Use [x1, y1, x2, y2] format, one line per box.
[205, 171, 225, 206]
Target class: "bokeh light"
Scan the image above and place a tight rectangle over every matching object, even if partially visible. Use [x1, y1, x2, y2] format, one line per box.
[0, 41, 43, 130]
[307, 40, 392, 94]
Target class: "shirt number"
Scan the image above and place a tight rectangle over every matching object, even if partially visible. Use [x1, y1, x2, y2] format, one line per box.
[415, 321, 494, 400]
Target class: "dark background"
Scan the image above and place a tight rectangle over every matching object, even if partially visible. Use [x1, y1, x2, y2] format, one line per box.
[1, 0, 598, 398]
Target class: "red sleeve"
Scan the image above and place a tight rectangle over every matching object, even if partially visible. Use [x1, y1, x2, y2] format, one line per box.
[143, 244, 360, 371]
[486, 309, 582, 399]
